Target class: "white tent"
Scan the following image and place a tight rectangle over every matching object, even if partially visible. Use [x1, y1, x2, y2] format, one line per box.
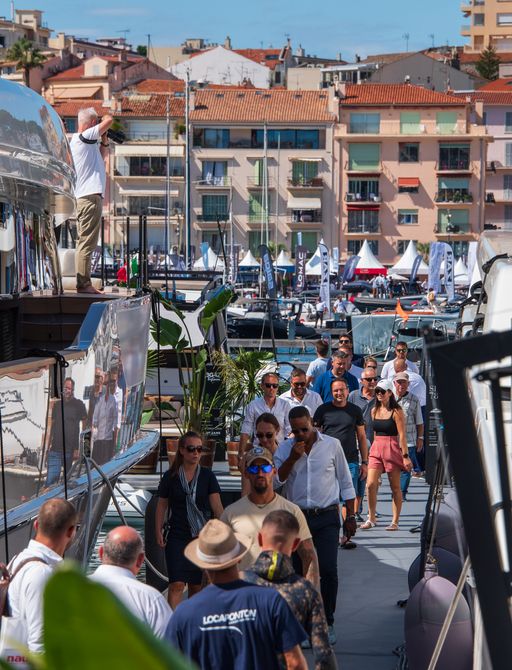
[305, 245, 337, 275]
[454, 257, 470, 285]
[276, 250, 295, 269]
[388, 240, 429, 276]
[238, 249, 260, 268]
[193, 247, 225, 270]
[354, 240, 387, 275]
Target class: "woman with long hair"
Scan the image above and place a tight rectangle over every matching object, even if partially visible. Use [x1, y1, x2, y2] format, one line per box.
[155, 431, 223, 608]
[240, 412, 281, 495]
[360, 380, 412, 531]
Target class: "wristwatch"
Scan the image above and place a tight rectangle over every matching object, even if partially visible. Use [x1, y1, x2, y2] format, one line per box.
[361, 460, 368, 465]
[346, 515, 356, 521]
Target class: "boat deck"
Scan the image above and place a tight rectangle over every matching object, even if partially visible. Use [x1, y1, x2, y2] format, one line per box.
[315, 477, 427, 670]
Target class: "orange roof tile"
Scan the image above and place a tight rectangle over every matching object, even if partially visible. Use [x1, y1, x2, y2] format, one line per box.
[453, 89, 512, 104]
[190, 89, 334, 123]
[234, 48, 282, 70]
[134, 79, 260, 94]
[51, 94, 185, 118]
[339, 83, 466, 106]
[479, 77, 512, 91]
[45, 56, 143, 82]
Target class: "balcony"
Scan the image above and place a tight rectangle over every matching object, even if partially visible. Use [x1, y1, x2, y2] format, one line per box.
[247, 176, 276, 189]
[460, 2, 472, 14]
[461, 24, 471, 36]
[436, 161, 472, 173]
[345, 193, 382, 204]
[288, 211, 322, 224]
[434, 191, 474, 204]
[287, 177, 324, 189]
[336, 120, 483, 139]
[346, 222, 380, 234]
[435, 222, 472, 234]
[195, 177, 231, 189]
[486, 160, 512, 172]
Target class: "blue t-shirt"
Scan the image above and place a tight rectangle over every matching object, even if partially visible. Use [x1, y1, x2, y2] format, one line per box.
[166, 580, 306, 670]
[313, 369, 359, 402]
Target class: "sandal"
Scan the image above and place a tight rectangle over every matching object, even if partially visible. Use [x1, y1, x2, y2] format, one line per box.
[360, 519, 377, 530]
[386, 523, 399, 531]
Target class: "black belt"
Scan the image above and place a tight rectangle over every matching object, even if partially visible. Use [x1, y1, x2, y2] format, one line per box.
[300, 504, 339, 517]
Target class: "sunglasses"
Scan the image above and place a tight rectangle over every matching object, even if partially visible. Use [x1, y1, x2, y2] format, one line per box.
[256, 432, 274, 440]
[375, 389, 388, 395]
[396, 348, 407, 353]
[264, 383, 279, 389]
[246, 463, 273, 474]
[339, 339, 351, 344]
[363, 378, 377, 383]
[366, 364, 377, 369]
[292, 382, 306, 388]
[185, 446, 203, 453]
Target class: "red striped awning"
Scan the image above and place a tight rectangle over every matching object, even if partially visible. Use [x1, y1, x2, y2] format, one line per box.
[398, 177, 420, 187]
[346, 205, 380, 211]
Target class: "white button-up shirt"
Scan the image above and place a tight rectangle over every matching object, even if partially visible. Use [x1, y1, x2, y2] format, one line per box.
[92, 393, 118, 440]
[8, 540, 62, 652]
[279, 388, 323, 417]
[381, 359, 419, 380]
[241, 396, 291, 443]
[274, 432, 356, 509]
[91, 564, 172, 638]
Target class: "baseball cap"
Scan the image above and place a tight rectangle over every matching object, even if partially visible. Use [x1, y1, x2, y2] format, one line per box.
[393, 372, 410, 382]
[245, 446, 274, 467]
[375, 379, 394, 393]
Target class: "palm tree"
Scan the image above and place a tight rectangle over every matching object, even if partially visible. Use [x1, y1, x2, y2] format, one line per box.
[416, 242, 430, 263]
[6, 38, 46, 88]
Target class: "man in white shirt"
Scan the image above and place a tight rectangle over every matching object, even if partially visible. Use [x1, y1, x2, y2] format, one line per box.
[8, 499, 78, 653]
[91, 526, 172, 638]
[274, 406, 356, 645]
[92, 373, 118, 465]
[314, 298, 327, 328]
[69, 107, 113, 294]
[380, 341, 419, 380]
[393, 358, 427, 407]
[239, 372, 291, 455]
[280, 368, 322, 417]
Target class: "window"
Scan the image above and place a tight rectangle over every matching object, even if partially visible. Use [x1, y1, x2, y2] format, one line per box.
[251, 129, 321, 149]
[126, 196, 166, 216]
[193, 128, 230, 148]
[506, 143, 512, 167]
[347, 240, 378, 255]
[201, 195, 229, 221]
[506, 112, 512, 133]
[397, 240, 417, 255]
[201, 161, 228, 185]
[347, 209, 379, 233]
[201, 232, 222, 254]
[497, 13, 512, 25]
[291, 231, 318, 253]
[400, 112, 421, 134]
[437, 177, 471, 202]
[436, 112, 458, 135]
[347, 179, 379, 200]
[291, 160, 319, 185]
[248, 232, 262, 256]
[249, 193, 272, 223]
[290, 208, 322, 223]
[473, 13, 485, 25]
[398, 209, 419, 225]
[115, 157, 183, 177]
[439, 143, 470, 170]
[505, 205, 512, 230]
[63, 117, 77, 133]
[437, 209, 470, 233]
[448, 241, 469, 259]
[398, 180, 420, 194]
[399, 143, 419, 163]
[348, 143, 380, 170]
[483, 111, 487, 127]
[349, 113, 380, 134]
[504, 175, 512, 200]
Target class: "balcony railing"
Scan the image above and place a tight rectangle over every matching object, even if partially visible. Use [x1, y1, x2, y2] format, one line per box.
[196, 177, 231, 188]
[287, 177, 324, 188]
[436, 161, 471, 171]
[247, 176, 276, 188]
[434, 190, 473, 203]
[336, 120, 482, 137]
[435, 222, 472, 234]
[345, 161, 382, 173]
[347, 222, 380, 234]
[197, 212, 230, 222]
[345, 193, 381, 203]
[289, 211, 323, 223]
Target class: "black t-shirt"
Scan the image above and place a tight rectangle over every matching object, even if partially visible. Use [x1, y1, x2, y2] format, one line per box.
[313, 401, 364, 463]
[50, 397, 87, 455]
[157, 466, 221, 540]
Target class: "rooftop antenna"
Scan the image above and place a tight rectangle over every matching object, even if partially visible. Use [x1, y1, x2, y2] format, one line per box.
[403, 32, 410, 52]
[429, 33, 435, 48]
[117, 28, 130, 42]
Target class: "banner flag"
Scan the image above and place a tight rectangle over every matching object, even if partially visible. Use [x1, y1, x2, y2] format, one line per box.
[294, 245, 307, 293]
[428, 242, 443, 294]
[409, 254, 423, 291]
[319, 242, 330, 316]
[341, 255, 360, 284]
[442, 243, 455, 301]
[259, 244, 277, 300]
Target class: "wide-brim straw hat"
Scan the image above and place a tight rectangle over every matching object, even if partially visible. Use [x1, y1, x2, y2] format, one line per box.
[184, 519, 252, 571]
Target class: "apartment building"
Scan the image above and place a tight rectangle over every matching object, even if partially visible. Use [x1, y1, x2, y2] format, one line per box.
[335, 83, 488, 263]
[462, 0, 512, 52]
[52, 93, 186, 249]
[189, 88, 337, 258]
[457, 87, 512, 230]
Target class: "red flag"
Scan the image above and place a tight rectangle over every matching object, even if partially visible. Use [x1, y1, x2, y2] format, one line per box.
[396, 299, 409, 322]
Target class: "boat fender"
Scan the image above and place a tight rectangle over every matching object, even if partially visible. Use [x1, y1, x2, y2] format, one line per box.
[405, 575, 473, 670]
[421, 490, 467, 558]
[408, 547, 464, 593]
[144, 495, 168, 592]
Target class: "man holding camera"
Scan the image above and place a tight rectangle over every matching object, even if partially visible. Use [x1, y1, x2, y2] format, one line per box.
[70, 108, 113, 294]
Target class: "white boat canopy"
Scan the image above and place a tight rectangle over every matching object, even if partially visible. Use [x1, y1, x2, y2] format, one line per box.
[388, 240, 429, 276]
[238, 249, 260, 268]
[354, 240, 387, 275]
[193, 247, 225, 270]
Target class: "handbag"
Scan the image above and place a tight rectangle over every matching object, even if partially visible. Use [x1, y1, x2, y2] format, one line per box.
[0, 557, 47, 668]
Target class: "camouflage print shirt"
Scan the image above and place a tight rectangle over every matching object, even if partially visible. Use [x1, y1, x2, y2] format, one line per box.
[244, 550, 337, 670]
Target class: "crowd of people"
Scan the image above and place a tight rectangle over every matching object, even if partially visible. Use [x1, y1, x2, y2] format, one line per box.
[5, 334, 429, 669]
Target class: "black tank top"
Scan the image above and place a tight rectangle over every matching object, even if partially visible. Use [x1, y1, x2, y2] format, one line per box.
[373, 413, 398, 437]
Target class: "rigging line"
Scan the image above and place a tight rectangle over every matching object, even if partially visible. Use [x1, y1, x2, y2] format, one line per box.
[153, 290, 164, 479]
[0, 406, 9, 562]
[57, 358, 69, 500]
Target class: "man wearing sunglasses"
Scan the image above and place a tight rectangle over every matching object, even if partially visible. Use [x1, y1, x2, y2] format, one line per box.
[221, 447, 319, 590]
[274, 407, 356, 645]
[239, 372, 291, 455]
[380, 342, 419, 381]
[280, 369, 323, 416]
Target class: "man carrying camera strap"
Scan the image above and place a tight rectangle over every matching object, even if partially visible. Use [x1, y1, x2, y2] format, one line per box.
[69, 108, 113, 295]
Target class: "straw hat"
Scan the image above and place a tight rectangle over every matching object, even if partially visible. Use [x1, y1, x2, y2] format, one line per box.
[184, 519, 252, 571]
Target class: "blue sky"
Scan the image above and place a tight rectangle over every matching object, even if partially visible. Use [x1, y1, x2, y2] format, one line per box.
[41, 0, 463, 60]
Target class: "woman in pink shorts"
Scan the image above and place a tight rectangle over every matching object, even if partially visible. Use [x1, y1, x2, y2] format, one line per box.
[360, 379, 411, 531]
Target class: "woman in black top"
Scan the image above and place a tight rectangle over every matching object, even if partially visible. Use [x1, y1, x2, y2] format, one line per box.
[360, 380, 411, 531]
[155, 431, 223, 608]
